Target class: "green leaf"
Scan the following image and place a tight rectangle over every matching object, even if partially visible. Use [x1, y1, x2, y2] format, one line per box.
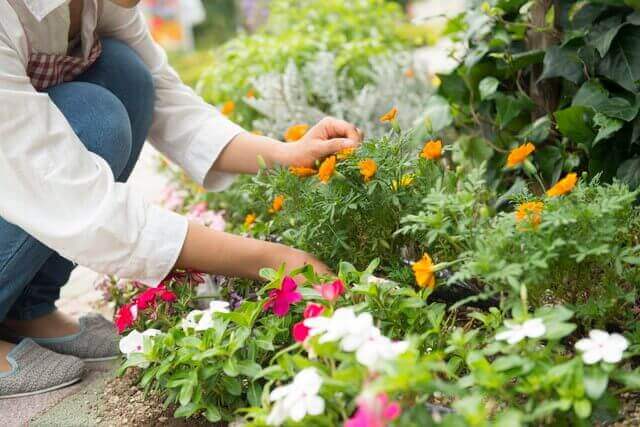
[223, 357, 239, 377]
[544, 322, 577, 340]
[573, 80, 640, 121]
[247, 382, 263, 407]
[204, 406, 222, 423]
[424, 95, 453, 132]
[593, 113, 624, 144]
[598, 25, 640, 93]
[540, 44, 585, 84]
[574, 399, 592, 419]
[555, 106, 595, 146]
[584, 368, 609, 399]
[179, 383, 194, 407]
[495, 94, 532, 129]
[221, 376, 242, 396]
[591, 21, 627, 57]
[238, 360, 262, 378]
[174, 403, 198, 418]
[617, 157, 640, 189]
[479, 77, 500, 100]
[519, 115, 551, 143]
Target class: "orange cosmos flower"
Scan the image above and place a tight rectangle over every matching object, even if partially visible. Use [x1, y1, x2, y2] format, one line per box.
[269, 195, 284, 213]
[404, 68, 415, 78]
[337, 148, 355, 160]
[506, 143, 535, 168]
[420, 139, 443, 160]
[318, 156, 336, 183]
[359, 159, 378, 182]
[547, 173, 578, 197]
[515, 201, 544, 228]
[289, 166, 317, 177]
[412, 254, 436, 289]
[244, 213, 256, 228]
[380, 107, 398, 123]
[221, 101, 235, 116]
[284, 124, 309, 142]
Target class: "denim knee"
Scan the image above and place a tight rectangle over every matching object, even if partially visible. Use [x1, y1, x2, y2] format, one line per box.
[47, 82, 133, 178]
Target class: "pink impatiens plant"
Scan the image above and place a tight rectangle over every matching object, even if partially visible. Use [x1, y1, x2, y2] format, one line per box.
[263, 276, 302, 317]
[345, 393, 402, 427]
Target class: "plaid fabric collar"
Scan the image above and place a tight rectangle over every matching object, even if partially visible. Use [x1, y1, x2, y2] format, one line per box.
[20, 0, 68, 22]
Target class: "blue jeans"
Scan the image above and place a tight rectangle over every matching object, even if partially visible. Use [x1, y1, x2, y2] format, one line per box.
[0, 38, 155, 321]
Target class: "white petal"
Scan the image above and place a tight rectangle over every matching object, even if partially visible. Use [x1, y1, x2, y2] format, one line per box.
[356, 344, 379, 368]
[288, 399, 308, 422]
[582, 349, 603, 365]
[119, 330, 143, 355]
[608, 333, 629, 352]
[266, 401, 287, 426]
[495, 330, 514, 342]
[340, 334, 365, 352]
[391, 340, 410, 356]
[142, 329, 161, 337]
[589, 330, 610, 344]
[602, 349, 624, 364]
[305, 395, 325, 416]
[507, 330, 525, 345]
[523, 319, 546, 338]
[575, 338, 596, 352]
[209, 301, 230, 313]
[270, 384, 292, 401]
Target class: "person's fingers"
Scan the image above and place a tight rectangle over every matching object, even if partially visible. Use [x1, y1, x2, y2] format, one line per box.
[317, 138, 359, 156]
[318, 117, 362, 142]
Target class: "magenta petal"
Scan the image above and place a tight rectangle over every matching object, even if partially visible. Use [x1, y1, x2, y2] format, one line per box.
[272, 300, 290, 317]
[281, 276, 298, 292]
[285, 291, 302, 304]
[383, 402, 402, 421]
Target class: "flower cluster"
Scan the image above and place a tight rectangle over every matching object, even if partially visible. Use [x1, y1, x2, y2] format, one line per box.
[304, 307, 409, 369]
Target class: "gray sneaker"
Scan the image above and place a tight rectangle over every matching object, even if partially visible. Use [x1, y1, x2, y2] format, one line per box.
[0, 339, 84, 399]
[30, 313, 120, 362]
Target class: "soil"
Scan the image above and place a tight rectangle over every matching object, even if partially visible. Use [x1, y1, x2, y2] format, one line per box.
[610, 393, 640, 426]
[94, 369, 211, 427]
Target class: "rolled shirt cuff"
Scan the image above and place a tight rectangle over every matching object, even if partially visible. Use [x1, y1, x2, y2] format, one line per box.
[187, 116, 247, 192]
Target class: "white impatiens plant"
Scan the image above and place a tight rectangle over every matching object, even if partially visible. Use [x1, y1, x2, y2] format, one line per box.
[119, 329, 162, 368]
[245, 52, 433, 139]
[267, 368, 325, 426]
[181, 300, 230, 332]
[575, 330, 629, 365]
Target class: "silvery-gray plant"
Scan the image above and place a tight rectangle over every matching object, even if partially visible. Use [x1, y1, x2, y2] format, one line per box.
[245, 52, 433, 139]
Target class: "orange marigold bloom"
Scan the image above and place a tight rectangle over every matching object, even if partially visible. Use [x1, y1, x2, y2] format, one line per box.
[246, 88, 256, 99]
[244, 213, 256, 228]
[380, 107, 398, 123]
[420, 140, 443, 160]
[284, 124, 309, 142]
[358, 159, 378, 182]
[547, 173, 578, 197]
[515, 201, 544, 228]
[289, 166, 317, 177]
[337, 148, 355, 160]
[506, 142, 535, 168]
[404, 68, 415, 78]
[412, 254, 437, 289]
[318, 156, 336, 183]
[269, 195, 284, 213]
[221, 101, 235, 116]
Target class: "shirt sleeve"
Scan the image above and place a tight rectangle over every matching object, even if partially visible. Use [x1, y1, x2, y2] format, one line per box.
[0, 26, 188, 285]
[98, 4, 246, 191]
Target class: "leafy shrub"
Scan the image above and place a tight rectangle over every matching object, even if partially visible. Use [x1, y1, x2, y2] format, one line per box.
[436, 0, 640, 190]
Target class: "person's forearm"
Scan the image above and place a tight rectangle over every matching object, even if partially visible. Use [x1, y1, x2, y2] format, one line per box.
[174, 222, 329, 280]
[213, 132, 288, 174]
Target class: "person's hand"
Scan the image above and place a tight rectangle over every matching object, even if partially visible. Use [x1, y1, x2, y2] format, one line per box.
[272, 244, 334, 277]
[280, 117, 363, 168]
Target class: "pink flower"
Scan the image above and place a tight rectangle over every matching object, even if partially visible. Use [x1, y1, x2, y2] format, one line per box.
[187, 203, 226, 231]
[314, 280, 345, 302]
[160, 289, 177, 302]
[293, 303, 326, 342]
[135, 284, 177, 310]
[344, 393, 402, 427]
[263, 277, 302, 317]
[159, 185, 187, 211]
[115, 303, 138, 334]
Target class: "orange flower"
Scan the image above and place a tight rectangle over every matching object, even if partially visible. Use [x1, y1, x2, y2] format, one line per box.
[412, 254, 436, 289]
[337, 148, 355, 160]
[318, 156, 336, 183]
[221, 101, 235, 116]
[284, 124, 309, 142]
[244, 213, 256, 228]
[289, 166, 317, 177]
[404, 68, 415, 78]
[246, 88, 256, 99]
[269, 195, 284, 213]
[420, 139, 443, 160]
[358, 159, 378, 182]
[506, 143, 535, 168]
[380, 107, 398, 123]
[515, 201, 544, 228]
[392, 174, 415, 191]
[547, 173, 578, 197]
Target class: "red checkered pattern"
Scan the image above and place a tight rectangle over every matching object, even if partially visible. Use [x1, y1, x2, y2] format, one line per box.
[27, 38, 103, 91]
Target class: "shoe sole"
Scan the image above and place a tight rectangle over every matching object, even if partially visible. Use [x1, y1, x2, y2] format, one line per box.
[0, 376, 81, 399]
[83, 355, 119, 362]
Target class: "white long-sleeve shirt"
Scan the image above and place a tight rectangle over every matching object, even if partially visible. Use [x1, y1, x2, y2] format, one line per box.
[0, 0, 245, 284]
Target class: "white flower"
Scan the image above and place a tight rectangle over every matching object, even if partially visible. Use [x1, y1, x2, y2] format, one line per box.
[339, 312, 375, 352]
[118, 329, 161, 357]
[575, 330, 629, 365]
[304, 307, 357, 343]
[182, 300, 230, 331]
[495, 318, 546, 344]
[267, 368, 325, 426]
[356, 333, 410, 368]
